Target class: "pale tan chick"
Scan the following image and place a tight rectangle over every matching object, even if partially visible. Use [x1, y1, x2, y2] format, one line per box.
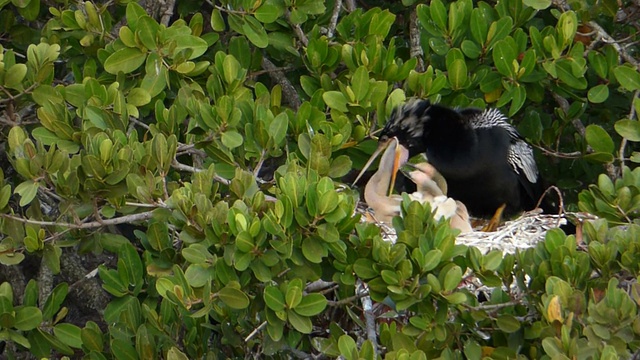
[363, 139, 472, 233]
[404, 163, 472, 234]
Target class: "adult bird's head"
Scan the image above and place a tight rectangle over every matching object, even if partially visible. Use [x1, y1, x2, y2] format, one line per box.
[378, 99, 471, 159]
[378, 99, 433, 158]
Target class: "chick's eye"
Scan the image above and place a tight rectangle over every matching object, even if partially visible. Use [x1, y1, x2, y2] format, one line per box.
[379, 135, 388, 142]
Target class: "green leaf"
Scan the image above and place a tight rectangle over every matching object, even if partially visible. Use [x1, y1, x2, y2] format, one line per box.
[351, 66, 369, 102]
[353, 259, 378, 279]
[421, 249, 443, 272]
[242, 16, 268, 48]
[221, 130, 244, 149]
[287, 309, 312, 333]
[254, 3, 282, 23]
[585, 124, 614, 153]
[14, 181, 38, 207]
[496, 314, 521, 333]
[286, 283, 303, 309]
[615, 119, 640, 142]
[429, 0, 447, 30]
[264, 286, 286, 312]
[4, 63, 27, 88]
[111, 338, 138, 360]
[167, 347, 189, 360]
[443, 266, 462, 292]
[557, 11, 578, 46]
[492, 39, 516, 77]
[14, 306, 42, 331]
[338, 335, 358, 359]
[614, 66, 640, 91]
[523, 0, 551, 9]
[104, 47, 147, 75]
[222, 54, 241, 84]
[322, 91, 348, 112]
[269, 113, 288, 145]
[119, 242, 143, 288]
[147, 221, 170, 251]
[461, 40, 481, 59]
[185, 264, 212, 288]
[217, 287, 249, 309]
[53, 323, 83, 348]
[328, 155, 352, 178]
[302, 238, 326, 263]
[127, 87, 151, 106]
[0, 184, 11, 210]
[294, 293, 327, 316]
[556, 60, 587, 89]
[588, 84, 609, 103]
[170, 36, 208, 60]
[182, 244, 211, 264]
[470, 9, 488, 45]
[448, 59, 467, 90]
[137, 16, 159, 50]
[43, 283, 68, 322]
[210, 9, 225, 31]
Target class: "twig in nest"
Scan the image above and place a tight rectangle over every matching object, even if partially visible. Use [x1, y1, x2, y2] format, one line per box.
[536, 185, 565, 215]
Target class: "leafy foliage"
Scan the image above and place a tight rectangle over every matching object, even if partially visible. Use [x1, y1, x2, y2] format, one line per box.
[0, 0, 639, 358]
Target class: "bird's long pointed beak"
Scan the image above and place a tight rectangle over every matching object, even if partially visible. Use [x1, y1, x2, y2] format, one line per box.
[352, 139, 392, 186]
[388, 143, 403, 197]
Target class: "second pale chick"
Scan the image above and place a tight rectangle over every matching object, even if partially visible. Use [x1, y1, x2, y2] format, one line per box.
[364, 137, 472, 233]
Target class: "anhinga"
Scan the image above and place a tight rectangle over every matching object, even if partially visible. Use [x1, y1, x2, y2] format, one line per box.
[357, 99, 543, 221]
[362, 137, 472, 233]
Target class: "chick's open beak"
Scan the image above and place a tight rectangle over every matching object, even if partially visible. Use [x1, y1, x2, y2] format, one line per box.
[389, 142, 408, 196]
[352, 137, 409, 198]
[352, 139, 393, 186]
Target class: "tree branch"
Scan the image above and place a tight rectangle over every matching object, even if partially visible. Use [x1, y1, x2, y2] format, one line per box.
[286, 10, 309, 47]
[261, 57, 301, 110]
[619, 90, 640, 168]
[1, 210, 155, 229]
[326, 0, 342, 38]
[410, 9, 425, 72]
[171, 160, 231, 185]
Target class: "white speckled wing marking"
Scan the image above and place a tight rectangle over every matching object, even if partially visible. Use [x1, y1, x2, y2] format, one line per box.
[470, 108, 539, 184]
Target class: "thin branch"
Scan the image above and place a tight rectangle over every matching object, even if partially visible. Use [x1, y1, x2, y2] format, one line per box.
[358, 281, 378, 357]
[286, 9, 309, 47]
[262, 57, 301, 110]
[0, 83, 38, 105]
[253, 149, 267, 178]
[244, 321, 267, 342]
[326, 0, 342, 38]
[533, 144, 582, 159]
[619, 90, 640, 168]
[159, 0, 176, 27]
[410, 9, 425, 72]
[344, 0, 356, 12]
[176, 142, 208, 158]
[462, 300, 521, 312]
[171, 160, 231, 185]
[129, 117, 151, 130]
[588, 20, 639, 67]
[1, 210, 155, 229]
[249, 66, 295, 77]
[327, 292, 369, 306]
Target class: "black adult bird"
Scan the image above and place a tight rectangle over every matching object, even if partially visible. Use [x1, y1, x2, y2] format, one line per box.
[361, 99, 543, 219]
